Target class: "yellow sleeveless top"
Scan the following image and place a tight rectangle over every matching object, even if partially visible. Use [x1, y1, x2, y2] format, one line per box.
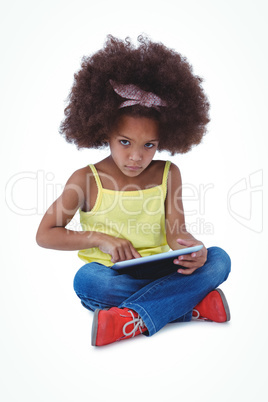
[78, 161, 171, 266]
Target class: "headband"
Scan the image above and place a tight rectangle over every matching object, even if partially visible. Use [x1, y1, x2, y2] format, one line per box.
[109, 80, 167, 111]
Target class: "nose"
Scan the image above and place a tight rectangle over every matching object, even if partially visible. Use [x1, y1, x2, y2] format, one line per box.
[129, 149, 142, 162]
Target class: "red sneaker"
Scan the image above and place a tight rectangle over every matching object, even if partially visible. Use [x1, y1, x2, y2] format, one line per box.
[192, 289, 231, 323]
[91, 307, 147, 346]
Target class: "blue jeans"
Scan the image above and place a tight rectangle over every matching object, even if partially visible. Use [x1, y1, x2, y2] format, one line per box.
[73, 247, 231, 336]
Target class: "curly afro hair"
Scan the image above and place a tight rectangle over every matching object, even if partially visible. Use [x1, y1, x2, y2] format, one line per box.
[60, 35, 210, 154]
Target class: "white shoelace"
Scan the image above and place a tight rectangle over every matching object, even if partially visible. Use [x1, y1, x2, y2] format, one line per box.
[192, 309, 208, 321]
[121, 310, 145, 337]
[192, 309, 200, 319]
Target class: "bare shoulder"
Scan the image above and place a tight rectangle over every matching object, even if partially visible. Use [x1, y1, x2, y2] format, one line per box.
[167, 161, 181, 173]
[65, 165, 92, 188]
[151, 160, 181, 184]
[57, 165, 95, 211]
[148, 159, 168, 175]
[167, 161, 182, 184]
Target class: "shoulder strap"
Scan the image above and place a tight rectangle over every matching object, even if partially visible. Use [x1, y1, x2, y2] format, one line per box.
[162, 160, 171, 185]
[162, 160, 171, 198]
[89, 164, 102, 191]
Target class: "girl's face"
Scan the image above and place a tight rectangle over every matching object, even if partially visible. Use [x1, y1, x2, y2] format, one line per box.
[108, 115, 160, 177]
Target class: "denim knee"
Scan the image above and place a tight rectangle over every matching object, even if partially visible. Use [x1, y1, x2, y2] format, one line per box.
[73, 263, 102, 298]
[208, 246, 231, 281]
[73, 262, 121, 303]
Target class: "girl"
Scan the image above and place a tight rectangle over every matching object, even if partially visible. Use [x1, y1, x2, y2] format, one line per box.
[36, 35, 231, 347]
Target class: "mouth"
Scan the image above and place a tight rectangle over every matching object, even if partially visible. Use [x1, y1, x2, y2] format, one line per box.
[125, 165, 142, 171]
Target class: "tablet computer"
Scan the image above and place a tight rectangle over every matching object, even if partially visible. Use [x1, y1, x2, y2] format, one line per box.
[112, 245, 203, 271]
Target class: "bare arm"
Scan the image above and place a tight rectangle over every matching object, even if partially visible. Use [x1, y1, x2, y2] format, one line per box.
[165, 163, 207, 274]
[36, 167, 140, 262]
[36, 167, 98, 250]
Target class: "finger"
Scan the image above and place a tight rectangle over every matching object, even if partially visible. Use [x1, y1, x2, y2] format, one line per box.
[177, 267, 196, 275]
[177, 260, 196, 266]
[173, 252, 195, 265]
[119, 241, 140, 261]
[111, 249, 120, 263]
[173, 256, 195, 265]
[124, 245, 136, 261]
[176, 238, 194, 247]
[192, 252, 202, 258]
[118, 246, 129, 262]
[176, 257, 199, 269]
[177, 254, 197, 264]
[130, 245, 141, 259]
[179, 254, 194, 261]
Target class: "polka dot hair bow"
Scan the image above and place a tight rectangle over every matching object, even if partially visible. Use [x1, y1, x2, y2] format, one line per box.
[110, 80, 167, 111]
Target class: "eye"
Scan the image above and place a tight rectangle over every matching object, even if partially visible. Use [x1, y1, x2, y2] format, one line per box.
[145, 143, 154, 149]
[120, 140, 130, 146]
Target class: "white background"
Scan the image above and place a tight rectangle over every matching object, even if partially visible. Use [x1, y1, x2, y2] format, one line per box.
[1, 0, 267, 401]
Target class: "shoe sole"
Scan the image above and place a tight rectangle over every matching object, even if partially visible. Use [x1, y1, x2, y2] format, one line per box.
[91, 309, 101, 346]
[216, 288, 231, 322]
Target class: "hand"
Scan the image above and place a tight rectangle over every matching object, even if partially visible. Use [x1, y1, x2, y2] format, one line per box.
[97, 233, 141, 263]
[173, 238, 207, 275]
